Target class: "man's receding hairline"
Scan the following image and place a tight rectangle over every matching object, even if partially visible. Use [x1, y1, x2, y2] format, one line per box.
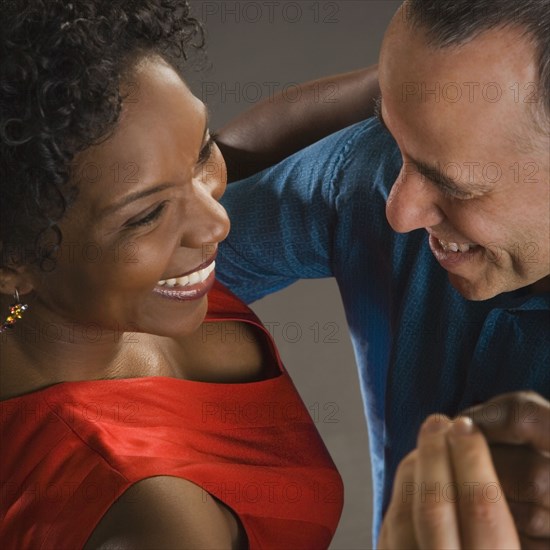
[397, 11, 550, 142]
[402, 0, 550, 132]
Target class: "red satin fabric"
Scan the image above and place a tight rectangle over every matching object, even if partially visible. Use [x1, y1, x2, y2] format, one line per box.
[1, 281, 343, 549]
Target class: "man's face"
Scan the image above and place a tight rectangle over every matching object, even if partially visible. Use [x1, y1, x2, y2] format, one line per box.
[379, 7, 550, 300]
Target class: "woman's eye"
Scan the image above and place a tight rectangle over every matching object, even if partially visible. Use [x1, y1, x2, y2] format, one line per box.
[127, 202, 167, 228]
[197, 135, 215, 165]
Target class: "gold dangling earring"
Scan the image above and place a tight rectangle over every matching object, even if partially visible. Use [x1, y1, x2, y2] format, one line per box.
[0, 288, 29, 334]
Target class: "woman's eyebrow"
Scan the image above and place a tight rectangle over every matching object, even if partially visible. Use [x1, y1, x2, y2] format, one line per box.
[99, 107, 211, 220]
[99, 182, 176, 219]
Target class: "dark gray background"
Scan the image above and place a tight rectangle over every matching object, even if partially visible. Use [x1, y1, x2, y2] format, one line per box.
[187, 2, 401, 547]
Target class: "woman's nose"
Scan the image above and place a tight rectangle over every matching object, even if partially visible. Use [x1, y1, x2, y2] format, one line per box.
[179, 142, 230, 248]
[386, 163, 445, 233]
[179, 177, 231, 249]
[197, 143, 227, 202]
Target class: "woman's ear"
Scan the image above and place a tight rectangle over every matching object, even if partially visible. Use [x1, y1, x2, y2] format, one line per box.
[0, 241, 35, 297]
[0, 265, 35, 298]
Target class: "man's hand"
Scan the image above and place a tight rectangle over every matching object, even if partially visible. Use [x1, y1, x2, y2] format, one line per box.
[378, 415, 521, 549]
[463, 392, 550, 549]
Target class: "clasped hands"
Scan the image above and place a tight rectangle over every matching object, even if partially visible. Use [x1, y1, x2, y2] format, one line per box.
[378, 392, 550, 549]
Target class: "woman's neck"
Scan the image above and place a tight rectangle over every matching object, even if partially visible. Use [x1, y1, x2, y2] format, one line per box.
[0, 316, 169, 400]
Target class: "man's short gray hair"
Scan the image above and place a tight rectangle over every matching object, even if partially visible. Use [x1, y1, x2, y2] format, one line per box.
[404, 0, 550, 132]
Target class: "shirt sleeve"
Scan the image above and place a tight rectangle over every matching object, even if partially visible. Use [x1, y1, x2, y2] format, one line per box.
[216, 117, 401, 303]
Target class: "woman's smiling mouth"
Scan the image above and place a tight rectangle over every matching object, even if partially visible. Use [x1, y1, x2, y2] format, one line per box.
[158, 260, 216, 288]
[152, 256, 217, 301]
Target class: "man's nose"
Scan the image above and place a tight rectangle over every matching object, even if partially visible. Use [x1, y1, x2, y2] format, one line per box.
[385, 163, 445, 233]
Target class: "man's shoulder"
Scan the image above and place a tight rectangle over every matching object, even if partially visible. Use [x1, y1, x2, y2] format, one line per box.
[317, 116, 399, 153]
[256, 116, 402, 199]
[313, 117, 402, 188]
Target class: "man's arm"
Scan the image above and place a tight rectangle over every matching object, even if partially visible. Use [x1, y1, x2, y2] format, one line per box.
[215, 118, 402, 304]
[214, 66, 379, 181]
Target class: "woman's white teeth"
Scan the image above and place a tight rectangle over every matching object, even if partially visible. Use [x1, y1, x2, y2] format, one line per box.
[158, 261, 215, 287]
[438, 239, 476, 253]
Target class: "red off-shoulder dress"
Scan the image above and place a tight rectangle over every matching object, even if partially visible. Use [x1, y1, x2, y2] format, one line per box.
[0, 282, 343, 549]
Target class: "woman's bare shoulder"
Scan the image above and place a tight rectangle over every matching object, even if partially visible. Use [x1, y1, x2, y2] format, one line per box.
[83, 476, 245, 550]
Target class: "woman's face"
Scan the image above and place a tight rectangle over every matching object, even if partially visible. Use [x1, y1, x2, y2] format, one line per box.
[25, 56, 230, 338]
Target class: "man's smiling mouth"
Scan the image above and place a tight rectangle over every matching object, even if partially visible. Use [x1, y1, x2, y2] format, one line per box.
[427, 229, 479, 254]
[437, 238, 479, 253]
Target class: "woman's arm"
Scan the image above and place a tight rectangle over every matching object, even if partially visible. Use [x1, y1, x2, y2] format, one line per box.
[83, 477, 243, 549]
[215, 65, 379, 181]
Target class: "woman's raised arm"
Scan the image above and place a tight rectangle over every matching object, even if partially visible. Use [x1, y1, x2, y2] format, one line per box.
[214, 65, 379, 181]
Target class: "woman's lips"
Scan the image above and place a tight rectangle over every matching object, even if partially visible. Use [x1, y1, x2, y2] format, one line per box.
[158, 251, 218, 283]
[152, 254, 217, 302]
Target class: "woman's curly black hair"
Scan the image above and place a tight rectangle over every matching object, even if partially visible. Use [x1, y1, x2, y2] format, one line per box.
[0, 0, 204, 271]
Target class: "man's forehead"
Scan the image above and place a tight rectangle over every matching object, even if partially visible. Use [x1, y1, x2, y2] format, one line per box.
[379, 15, 543, 155]
[383, 16, 539, 88]
[376, 96, 495, 195]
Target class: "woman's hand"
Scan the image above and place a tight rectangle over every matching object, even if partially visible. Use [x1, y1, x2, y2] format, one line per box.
[378, 415, 521, 549]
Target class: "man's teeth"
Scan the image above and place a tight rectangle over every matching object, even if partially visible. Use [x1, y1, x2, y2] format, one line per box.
[157, 261, 216, 287]
[438, 239, 476, 253]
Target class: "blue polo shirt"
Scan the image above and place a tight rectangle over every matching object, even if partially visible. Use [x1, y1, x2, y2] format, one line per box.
[216, 118, 550, 545]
